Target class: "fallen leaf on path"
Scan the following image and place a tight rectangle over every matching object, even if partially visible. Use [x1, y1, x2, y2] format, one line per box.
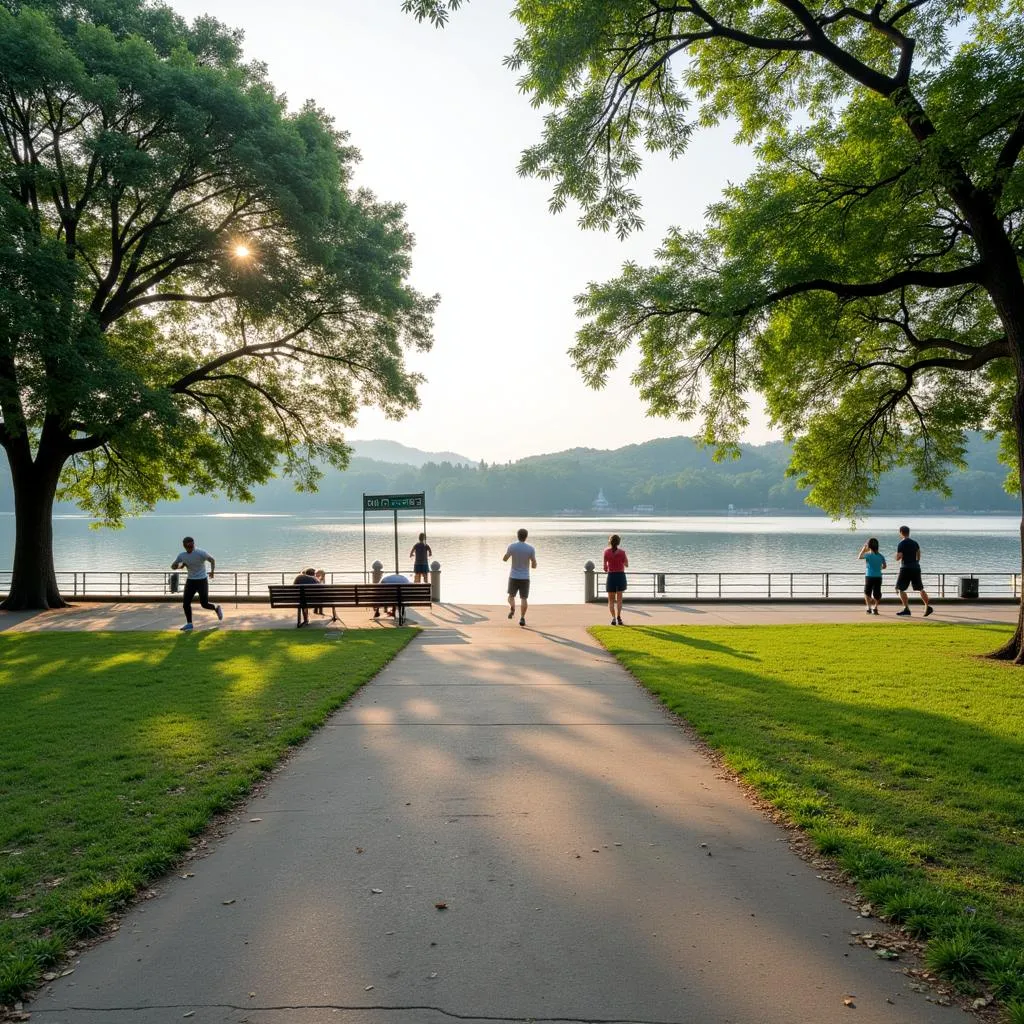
[371, 888, 384, 894]
[843, 996, 856, 1008]
[249, 818, 262, 822]
[222, 899, 236, 905]
[434, 902, 448, 910]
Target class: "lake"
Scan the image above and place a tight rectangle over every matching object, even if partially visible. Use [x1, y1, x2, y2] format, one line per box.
[1, 512, 1020, 603]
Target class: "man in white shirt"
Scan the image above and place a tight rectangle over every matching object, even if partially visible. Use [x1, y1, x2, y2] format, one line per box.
[502, 528, 537, 627]
[171, 536, 223, 631]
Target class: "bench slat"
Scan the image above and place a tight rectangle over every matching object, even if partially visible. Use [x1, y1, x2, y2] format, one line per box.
[267, 583, 431, 609]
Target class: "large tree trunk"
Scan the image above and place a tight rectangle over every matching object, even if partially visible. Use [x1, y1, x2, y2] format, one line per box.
[988, 319, 1024, 661]
[1, 450, 67, 611]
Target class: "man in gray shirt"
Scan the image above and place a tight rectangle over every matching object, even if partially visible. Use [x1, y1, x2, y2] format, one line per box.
[171, 537, 223, 631]
[502, 527, 537, 627]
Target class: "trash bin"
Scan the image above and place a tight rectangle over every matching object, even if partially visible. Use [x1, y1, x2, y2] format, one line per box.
[168, 572, 180, 594]
[958, 576, 979, 599]
[656, 573, 666, 594]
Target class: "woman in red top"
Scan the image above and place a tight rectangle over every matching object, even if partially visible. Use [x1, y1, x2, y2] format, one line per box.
[603, 534, 629, 625]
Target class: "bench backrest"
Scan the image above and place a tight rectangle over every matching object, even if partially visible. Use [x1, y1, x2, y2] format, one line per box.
[267, 583, 432, 605]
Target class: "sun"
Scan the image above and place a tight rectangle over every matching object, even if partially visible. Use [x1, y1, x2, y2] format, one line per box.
[233, 243, 252, 259]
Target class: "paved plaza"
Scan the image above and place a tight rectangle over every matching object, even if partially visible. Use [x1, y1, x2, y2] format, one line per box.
[5, 600, 1016, 1023]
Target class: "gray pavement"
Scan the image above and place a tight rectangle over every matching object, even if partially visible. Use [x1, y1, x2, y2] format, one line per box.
[11, 600, 1017, 1023]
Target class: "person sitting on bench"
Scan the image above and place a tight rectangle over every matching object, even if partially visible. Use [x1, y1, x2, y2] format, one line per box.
[292, 567, 320, 628]
[374, 572, 409, 619]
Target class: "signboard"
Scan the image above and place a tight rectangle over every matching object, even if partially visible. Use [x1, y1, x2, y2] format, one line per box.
[363, 493, 424, 511]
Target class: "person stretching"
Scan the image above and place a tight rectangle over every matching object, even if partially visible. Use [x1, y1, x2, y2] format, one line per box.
[858, 537, 886, 615]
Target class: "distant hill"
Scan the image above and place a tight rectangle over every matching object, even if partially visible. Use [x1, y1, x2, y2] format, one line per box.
[0, 432, 1017, 517]
[350, 439, 476, 467]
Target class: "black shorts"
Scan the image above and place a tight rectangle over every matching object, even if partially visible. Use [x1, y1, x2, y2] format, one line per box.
[864, 577, 882, 600]
[414, 563, 430, 575]
[896, 566, 924, 592]
[508, 578, 530, 599]
[606, 571, 628, 594]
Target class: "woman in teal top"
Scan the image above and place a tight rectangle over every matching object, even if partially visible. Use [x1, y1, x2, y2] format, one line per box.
[858, 537, 887, 615]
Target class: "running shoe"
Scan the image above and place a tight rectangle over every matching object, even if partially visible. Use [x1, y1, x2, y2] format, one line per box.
[507, 608, 515, 619]
[924, 606, 934, 617]
[896, 608, 911, 616]
[617, 616, 623, 625]
[180, 622, 194, 631]
[216, 605, 224, 621]
[519, 617, 526, 627]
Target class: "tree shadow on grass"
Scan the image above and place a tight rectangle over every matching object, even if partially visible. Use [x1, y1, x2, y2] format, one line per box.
[614, 627, 1024, 898]
[640, 625, 760, 661]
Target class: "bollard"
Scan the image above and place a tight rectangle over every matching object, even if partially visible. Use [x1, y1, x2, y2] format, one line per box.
[430, 560, 441, 602]
[584, 560, 596, 603]
[371, 560, 383, 584]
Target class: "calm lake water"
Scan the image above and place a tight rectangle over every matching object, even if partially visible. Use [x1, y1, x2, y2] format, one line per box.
[1, 512, 1020, 603]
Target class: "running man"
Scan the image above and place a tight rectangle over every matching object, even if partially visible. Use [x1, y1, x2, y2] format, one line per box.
[171, 537, 223, 631]
[502, 527, 537, 627]
[895, 525, 932, 617]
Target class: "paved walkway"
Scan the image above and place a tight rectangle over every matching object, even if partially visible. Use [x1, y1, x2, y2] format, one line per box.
[12, 601, 1016, 1023]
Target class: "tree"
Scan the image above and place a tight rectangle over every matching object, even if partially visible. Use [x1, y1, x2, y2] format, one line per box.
[0, 0, 436, 610]
[405, 0, 1024, 658]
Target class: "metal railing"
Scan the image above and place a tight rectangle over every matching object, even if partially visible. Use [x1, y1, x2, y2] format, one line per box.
[0, 569, 375, 599]
[590, 570, 1022, 602]
[1, 567, 1019, 603]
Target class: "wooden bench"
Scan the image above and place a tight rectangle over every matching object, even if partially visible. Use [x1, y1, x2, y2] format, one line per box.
[267, 583, 432, 626]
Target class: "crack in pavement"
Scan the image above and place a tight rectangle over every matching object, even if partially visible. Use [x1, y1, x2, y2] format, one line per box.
[28, 1003, 691, 1024]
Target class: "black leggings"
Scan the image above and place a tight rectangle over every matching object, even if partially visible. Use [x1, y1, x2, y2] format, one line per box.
[183, 578, 216, 623]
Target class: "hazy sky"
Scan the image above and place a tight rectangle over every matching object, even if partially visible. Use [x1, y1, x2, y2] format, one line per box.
[167, 0, 771, 463]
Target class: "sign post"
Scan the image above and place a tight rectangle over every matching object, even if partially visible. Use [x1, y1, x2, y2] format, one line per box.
[362, 493, 427, 577]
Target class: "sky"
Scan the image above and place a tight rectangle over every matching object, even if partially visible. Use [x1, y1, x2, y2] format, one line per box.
[166, 0, 772, 463]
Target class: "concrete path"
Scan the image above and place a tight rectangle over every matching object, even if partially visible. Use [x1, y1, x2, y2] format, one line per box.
[14, 601, 1015, 1023]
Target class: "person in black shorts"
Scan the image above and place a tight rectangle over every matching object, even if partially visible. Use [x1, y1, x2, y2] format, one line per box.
[895, 526, 932, 617]
[409, 533, 432, 583]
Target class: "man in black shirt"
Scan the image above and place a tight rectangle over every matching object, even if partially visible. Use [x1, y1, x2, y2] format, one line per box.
[895, 526, 933, 617]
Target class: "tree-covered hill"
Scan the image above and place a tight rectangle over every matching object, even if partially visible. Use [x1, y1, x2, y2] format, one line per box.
[1, 433, 1015, 517]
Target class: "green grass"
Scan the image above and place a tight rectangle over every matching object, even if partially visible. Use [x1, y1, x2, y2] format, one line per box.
[0, 629, 413, 1003]
[594, 622, 1024, 1004]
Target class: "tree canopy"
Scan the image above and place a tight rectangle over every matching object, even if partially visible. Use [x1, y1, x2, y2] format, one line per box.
[1, 0, 436, 607]
[405, 0, 1024, 665]
[405, 0, 1023, 516]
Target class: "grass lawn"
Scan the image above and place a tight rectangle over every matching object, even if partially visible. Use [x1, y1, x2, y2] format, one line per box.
[0, 628, 414, 1004]
[594, 621, 1024, 1015]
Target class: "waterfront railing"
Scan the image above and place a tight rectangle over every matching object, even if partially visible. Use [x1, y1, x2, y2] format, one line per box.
[1, 567, 1019, 602]
[587, 569, 1021, 602]
[0, 569, 375, 600]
